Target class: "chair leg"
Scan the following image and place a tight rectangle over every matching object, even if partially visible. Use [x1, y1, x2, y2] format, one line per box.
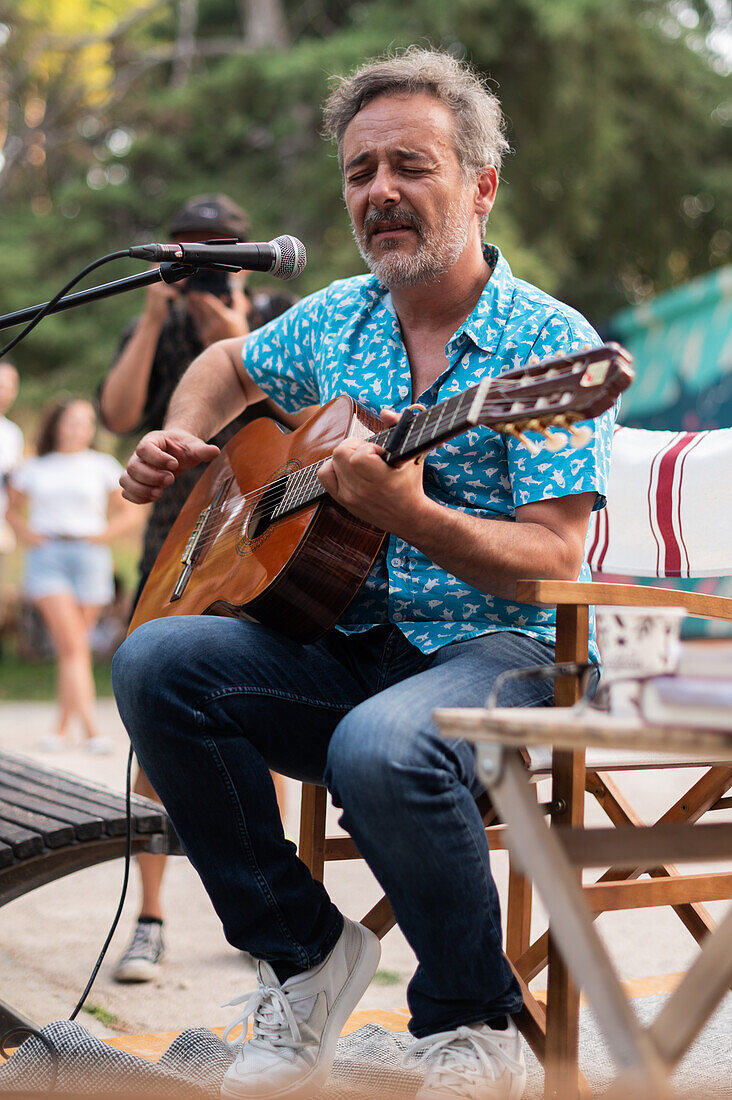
[507, 863, 533, 961]
[543, 602, 588, 1100]
[298, 783, 327, 881]
[588, 768, 732, 951]
[544, 748, 586, 1100]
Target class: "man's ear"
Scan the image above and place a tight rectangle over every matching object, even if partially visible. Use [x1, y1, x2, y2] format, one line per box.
[475, 165, 499, 218]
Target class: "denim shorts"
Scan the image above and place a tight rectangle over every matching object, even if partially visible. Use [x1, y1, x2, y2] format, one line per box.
[25, 538, 114, 605]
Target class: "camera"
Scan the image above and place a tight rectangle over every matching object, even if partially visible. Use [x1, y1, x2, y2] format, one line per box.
[182, 268, 232, 300]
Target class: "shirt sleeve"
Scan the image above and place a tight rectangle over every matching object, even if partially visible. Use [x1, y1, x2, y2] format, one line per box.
[240, 289, 327, 414]
[9, 459, 33, 494]
[97, 452, 124, 491]
[505, 314, 618, 511]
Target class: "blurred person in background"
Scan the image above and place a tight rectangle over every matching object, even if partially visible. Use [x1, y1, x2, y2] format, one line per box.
[6, 396, 139, 752]
[98, 194, 303, 984]
[0, 361, 23, 652]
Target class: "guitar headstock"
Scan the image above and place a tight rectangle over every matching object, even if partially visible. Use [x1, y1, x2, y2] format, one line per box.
[468, 342, 634, 454]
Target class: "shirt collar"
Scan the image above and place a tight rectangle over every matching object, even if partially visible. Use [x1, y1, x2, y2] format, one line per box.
[450, 244, 515, 356]
[357, 243, 516, 355]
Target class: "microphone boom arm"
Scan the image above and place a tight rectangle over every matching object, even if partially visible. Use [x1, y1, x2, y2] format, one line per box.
[0, 262, 196, 332]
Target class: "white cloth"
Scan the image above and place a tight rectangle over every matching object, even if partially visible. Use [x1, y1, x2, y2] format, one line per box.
[587, 425, 732, 578]
[0, 415, 24, 551]
[10, 449, 123, 538]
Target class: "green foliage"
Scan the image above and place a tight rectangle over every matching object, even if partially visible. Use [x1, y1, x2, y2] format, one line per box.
[0, 0, 730, 416]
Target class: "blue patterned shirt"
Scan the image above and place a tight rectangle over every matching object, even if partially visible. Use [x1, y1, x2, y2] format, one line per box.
[242, 245, 615, 658]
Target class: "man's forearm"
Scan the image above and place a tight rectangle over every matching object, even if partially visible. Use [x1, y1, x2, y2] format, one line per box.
[100, 315, 164, 433]
[394, 494, 593, 601]
[163, 336, 259, 439]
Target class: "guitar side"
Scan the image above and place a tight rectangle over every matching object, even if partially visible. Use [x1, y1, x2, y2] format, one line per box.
[128, 396, 386, 643]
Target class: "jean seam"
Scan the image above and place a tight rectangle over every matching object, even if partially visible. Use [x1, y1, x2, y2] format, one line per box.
[200, 685, 354, 711]
[201, 732, 311, 970]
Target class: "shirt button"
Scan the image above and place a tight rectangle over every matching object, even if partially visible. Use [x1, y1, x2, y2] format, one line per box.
[391, 558, 402, 568]
[392, 611, 403, 621]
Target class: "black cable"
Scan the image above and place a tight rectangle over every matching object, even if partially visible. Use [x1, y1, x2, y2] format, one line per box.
[0, 249, 130, 358]
[0, 744, 135, 1087]
[0, 1027, 59, 1091]
[69, 744, 134, 1019]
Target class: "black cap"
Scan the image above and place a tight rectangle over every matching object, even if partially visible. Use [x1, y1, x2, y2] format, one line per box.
[168, 194, 251, 240]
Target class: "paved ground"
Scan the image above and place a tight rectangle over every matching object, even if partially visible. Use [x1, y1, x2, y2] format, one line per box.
[1, 697, 730, 1042]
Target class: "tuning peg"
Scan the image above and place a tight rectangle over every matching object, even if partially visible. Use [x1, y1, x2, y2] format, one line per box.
[542, 430, 569, 452]
[552, 415, 594, 449]
[568, 425, 593, 449]
[504, 422, 542, 456]
[524, 418, 568, 453]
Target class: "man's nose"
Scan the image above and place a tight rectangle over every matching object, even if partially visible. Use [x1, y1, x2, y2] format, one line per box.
[368, 165, 400, 207]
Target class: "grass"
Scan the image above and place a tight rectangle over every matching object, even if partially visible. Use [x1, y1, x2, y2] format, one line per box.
[82, 1003, 120, 1029]
[373, 969, 403, 986]
[0, 644, 114, 701]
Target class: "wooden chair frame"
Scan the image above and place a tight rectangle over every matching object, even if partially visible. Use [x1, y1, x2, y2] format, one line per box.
[513, 579, 732, 1098]
[297, 579, 732, 1098]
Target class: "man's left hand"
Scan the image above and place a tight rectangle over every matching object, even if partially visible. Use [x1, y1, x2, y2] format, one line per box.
[317, 409, 428, 536]
[186, 290, 250, 346]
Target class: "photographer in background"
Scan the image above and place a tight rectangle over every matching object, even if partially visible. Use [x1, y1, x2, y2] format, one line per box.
[98, 194, 298, 985]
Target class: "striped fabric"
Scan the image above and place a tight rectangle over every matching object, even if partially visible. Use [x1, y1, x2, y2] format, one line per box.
[587, 426, 732, 579]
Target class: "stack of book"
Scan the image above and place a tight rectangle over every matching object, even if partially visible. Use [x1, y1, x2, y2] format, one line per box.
[641, 643, 732, 730]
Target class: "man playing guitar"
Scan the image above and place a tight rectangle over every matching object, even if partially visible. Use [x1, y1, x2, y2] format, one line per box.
[114, 48, 616, 1100]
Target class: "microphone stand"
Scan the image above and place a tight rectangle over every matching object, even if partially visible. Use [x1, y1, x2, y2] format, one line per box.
[0, 262, 196, 332]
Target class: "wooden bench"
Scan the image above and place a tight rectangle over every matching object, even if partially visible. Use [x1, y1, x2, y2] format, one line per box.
[0, 750, 181, 1032]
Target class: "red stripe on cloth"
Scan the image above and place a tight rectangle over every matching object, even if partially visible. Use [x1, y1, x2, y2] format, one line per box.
[675, 432, 707, 577]
[588, 506, 604, 570]
[596, 505, 611, 572]
[647, 436, 677, 576]
[656, 433, 699, 577]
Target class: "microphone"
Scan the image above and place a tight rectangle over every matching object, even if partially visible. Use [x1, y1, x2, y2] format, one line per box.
[128, 235, 307, 281]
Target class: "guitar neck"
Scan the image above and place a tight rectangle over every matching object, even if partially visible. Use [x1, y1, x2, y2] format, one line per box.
[272, 387, 485, 522]
[270, 342, 631, 523]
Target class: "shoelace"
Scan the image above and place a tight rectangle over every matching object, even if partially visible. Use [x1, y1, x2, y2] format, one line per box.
[222, 984, 303, 1054]
[123, 923, 159, 960]
[404, 1026, 524, 1095]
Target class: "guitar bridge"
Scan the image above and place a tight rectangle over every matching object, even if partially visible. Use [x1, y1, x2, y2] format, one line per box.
[170, 476, 233, 603]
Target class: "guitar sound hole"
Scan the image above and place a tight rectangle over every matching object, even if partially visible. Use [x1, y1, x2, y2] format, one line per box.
[246, 477, 288, 540]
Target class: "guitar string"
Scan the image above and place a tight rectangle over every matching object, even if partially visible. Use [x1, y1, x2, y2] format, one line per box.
[178, 366, 590, 559]
[176, 360, 599, 558]
[180, 383, 498, 557]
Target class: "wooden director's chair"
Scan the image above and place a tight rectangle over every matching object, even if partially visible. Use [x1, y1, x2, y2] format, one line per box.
[297, 424, 732, 1097]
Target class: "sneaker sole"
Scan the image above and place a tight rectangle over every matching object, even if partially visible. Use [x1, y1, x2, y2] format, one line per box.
[113, 959, 161, 983]
[220, 921, 381, 1099]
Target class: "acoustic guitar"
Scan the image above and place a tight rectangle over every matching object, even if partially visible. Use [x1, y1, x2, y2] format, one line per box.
[129, 343, 633, 643]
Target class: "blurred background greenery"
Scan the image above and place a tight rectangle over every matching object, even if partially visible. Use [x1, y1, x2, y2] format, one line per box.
[1, 0, 730, 440]
[1, 0, 731, 695]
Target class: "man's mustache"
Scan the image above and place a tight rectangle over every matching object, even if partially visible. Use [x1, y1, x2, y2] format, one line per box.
[363, 208, 424, 241]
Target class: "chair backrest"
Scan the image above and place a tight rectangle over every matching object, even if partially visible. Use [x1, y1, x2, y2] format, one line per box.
[587, 425, 732, 579]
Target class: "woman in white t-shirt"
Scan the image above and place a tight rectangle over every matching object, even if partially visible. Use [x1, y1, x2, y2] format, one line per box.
[8, 397, 139, 752]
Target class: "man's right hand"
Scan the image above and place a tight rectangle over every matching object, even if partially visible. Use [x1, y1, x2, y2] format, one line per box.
[120, 429, 220, 503]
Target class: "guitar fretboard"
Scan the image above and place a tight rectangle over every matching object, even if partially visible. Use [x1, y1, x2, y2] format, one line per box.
[270, 387, 485, 521]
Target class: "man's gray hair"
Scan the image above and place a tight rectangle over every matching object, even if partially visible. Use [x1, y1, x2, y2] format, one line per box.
[323, 47, 510, 179]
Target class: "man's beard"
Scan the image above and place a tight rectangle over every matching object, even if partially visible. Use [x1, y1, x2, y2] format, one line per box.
[352, 202, 473, 288]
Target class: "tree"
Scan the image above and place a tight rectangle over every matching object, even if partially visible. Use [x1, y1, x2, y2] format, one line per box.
[0, 0, 729, 390]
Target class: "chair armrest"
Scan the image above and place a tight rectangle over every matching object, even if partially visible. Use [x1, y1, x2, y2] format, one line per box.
[515, 580, 732, 623]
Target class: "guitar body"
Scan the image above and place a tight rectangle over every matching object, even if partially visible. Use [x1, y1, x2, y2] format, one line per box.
[129, 396, 386, 643]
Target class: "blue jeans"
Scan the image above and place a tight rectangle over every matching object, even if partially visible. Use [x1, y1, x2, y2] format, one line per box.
[112, 618, 556, 1037]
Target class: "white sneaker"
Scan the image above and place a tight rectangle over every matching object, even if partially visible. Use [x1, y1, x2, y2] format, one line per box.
[409, 1020, 527, 1100]
[36, 733, 67, 752]
[220, 916, 380, 1098]
[113, 919, 165, 983]
[84, 735, 112, 755]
